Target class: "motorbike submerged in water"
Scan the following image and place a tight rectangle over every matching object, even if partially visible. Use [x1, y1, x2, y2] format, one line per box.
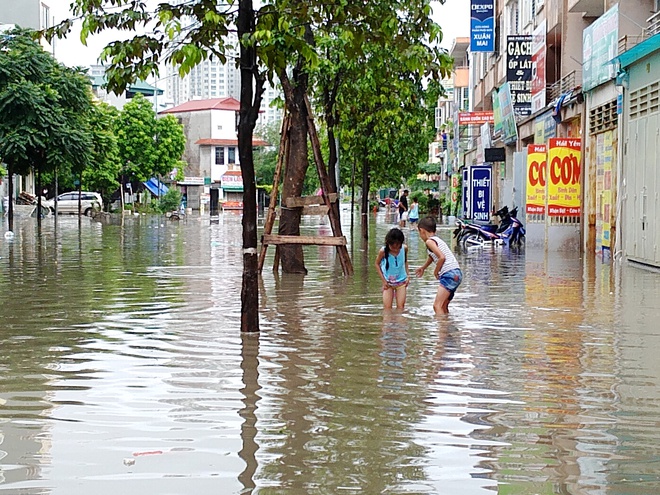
[453, 206, 525, 248]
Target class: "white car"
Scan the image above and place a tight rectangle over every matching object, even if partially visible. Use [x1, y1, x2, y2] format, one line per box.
[50, 192, 103, 215]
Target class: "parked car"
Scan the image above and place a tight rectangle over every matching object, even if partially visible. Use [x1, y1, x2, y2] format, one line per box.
[49, 192, 103, 216]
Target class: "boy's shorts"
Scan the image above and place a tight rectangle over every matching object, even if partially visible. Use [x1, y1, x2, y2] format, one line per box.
[439, 269, 462, 300]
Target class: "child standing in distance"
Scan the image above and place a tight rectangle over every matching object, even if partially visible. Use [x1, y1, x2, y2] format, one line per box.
[415, 216, 462, 314]
[408, 197, 420, 229]
[375, 227, 410, 310]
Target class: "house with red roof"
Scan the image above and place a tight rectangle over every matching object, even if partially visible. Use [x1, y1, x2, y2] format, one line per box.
[160, 97, 267, 211]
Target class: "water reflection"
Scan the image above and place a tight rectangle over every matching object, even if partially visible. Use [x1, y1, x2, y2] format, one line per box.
[2, 213, 660, 493]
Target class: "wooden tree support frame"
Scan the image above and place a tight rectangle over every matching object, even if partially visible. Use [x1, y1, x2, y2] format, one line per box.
[258, 103, 354, 276]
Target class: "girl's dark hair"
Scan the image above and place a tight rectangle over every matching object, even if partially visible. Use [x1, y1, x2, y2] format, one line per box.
[418, 216, 436, 233]
[383, 227, 405, 270]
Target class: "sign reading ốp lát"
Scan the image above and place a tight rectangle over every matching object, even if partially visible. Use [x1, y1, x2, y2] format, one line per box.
[547, 138, 581, 216]
[526, 144, 547, 215]
[507, 35, 533, 117]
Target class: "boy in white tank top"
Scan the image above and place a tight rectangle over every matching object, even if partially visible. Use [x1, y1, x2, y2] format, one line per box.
[415, 217, 462, 314]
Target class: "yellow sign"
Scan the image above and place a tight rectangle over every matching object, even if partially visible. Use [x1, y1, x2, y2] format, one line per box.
[526, 144, 546, 214]
[547, 138, 581, 216]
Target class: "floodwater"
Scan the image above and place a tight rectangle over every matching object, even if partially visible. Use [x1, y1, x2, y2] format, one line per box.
[1, 210, 660, 495]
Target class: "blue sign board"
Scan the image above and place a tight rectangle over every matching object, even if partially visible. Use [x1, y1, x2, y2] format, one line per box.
[470, 0, 495, 52]
[470, 165, 492, 221]
[463, 169, 469, 218]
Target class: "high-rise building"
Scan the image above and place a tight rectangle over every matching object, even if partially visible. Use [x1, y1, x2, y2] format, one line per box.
[0, 0, 51, 30]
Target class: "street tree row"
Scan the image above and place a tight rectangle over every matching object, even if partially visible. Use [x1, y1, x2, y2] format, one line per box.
[48, 0, 452, 332]
[0, 30, 185, 229]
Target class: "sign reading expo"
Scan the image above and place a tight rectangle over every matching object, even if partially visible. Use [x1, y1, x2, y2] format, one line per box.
[526, 144, 547, 214]
[547, 138, 581, 216]
[470, 0, 495, 52]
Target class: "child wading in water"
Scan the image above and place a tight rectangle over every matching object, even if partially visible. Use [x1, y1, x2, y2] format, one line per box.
[415, 216, 462, 314]
[375, 227, 410, 310]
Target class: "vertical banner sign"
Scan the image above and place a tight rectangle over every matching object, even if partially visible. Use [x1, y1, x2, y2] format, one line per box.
[583, 4, 618, 91]
[498, 83, 518, 145]
[451, 173, 461, 216]
[507, 35, 533, 117]
[531, 20, 547, 114]
[462, 168, 469, 218]
[526, 144, 547, 214]
[547, 138, 581, 216]
[470, 165, 492, 221]
[470, 0, 495, 52]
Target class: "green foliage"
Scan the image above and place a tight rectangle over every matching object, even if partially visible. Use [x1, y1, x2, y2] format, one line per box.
[0, 29, 95, 178]
[115, 93, 185, 182]
[82, 102, 122, 206]
[154, 114, 186, 178]
[156, 188, 183, 213]
[116, 93, 157, 181]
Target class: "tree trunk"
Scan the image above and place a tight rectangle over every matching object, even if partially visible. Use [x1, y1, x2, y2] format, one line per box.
[326, 126, 341, 226]
[278, 90, 309, 274]
[36, 163, 42, 230]
[238, 0, 264, 333]
[7, 162, 13, 232]
[361, 160, 370, 241]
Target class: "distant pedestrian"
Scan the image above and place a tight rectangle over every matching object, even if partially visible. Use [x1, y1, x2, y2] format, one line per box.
[415, 216, 462, 315]
[408, 197, 419, 229]
[398, 189, 409, 227]
[375, 227, 410, 310]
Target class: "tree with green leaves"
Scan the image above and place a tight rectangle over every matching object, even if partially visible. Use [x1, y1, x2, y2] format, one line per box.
[115, 93, 185, 195]
[49, 0, 451, 330]
[0, 28, 95, 230]
[82, 102, 122, 207]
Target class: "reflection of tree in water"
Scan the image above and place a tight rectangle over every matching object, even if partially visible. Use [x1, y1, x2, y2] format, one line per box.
[0, 218, 188, 488]
[255, 289, 433, 492]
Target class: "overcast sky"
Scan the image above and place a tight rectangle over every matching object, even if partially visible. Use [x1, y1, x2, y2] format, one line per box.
[49, 0, 469, 68]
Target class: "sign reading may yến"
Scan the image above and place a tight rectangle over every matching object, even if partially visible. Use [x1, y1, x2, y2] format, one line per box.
[547, 138, 581, 216]
[526, 144, 546, 214]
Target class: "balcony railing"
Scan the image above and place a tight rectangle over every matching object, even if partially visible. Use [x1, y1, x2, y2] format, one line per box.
[646, 10, 660, 37]
[547, 70, 581, 102]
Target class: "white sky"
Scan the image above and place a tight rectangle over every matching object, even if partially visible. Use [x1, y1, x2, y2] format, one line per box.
[49, 0, 469, 68]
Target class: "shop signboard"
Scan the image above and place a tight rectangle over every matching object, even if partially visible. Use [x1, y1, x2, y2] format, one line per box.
[583, 4, 618, 91]
[507, 35, 533, 117]
[470, 0, 495, 52]
[531, 20, 547, 114]
[547, 138, 581, 216]
[526, 144, 547, 214]
[470, 165, 492, 221]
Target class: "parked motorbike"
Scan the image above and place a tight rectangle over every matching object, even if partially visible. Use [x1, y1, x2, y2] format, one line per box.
[454, 206, 525, 248]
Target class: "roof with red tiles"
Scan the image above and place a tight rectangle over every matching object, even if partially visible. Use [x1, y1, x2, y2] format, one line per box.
[161, 97, 241, 114]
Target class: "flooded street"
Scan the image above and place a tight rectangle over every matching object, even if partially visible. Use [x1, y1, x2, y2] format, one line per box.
[2, 211, 660, 494]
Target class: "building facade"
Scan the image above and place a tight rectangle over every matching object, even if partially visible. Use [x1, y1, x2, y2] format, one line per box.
[456, 0, 657, 257]
[160, 98, 267, 211]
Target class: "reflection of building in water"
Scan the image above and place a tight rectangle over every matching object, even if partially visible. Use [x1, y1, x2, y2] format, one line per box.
[484, 251, 618, 491]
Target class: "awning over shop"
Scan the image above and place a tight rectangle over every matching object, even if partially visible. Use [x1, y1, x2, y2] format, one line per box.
[143, 177, 168, 196]
[607, 33, 660, 69]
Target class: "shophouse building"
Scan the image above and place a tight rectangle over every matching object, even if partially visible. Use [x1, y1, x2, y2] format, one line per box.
[610, 16, 660, 268]
[464, 0, 654, 254]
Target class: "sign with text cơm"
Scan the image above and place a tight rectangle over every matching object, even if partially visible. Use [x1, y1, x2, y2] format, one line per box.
[526, 144, 547, 214]
[547, 138, 581, 216]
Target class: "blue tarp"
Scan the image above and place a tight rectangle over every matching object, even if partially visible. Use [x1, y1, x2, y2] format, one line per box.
[143, 178, 169, 197]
